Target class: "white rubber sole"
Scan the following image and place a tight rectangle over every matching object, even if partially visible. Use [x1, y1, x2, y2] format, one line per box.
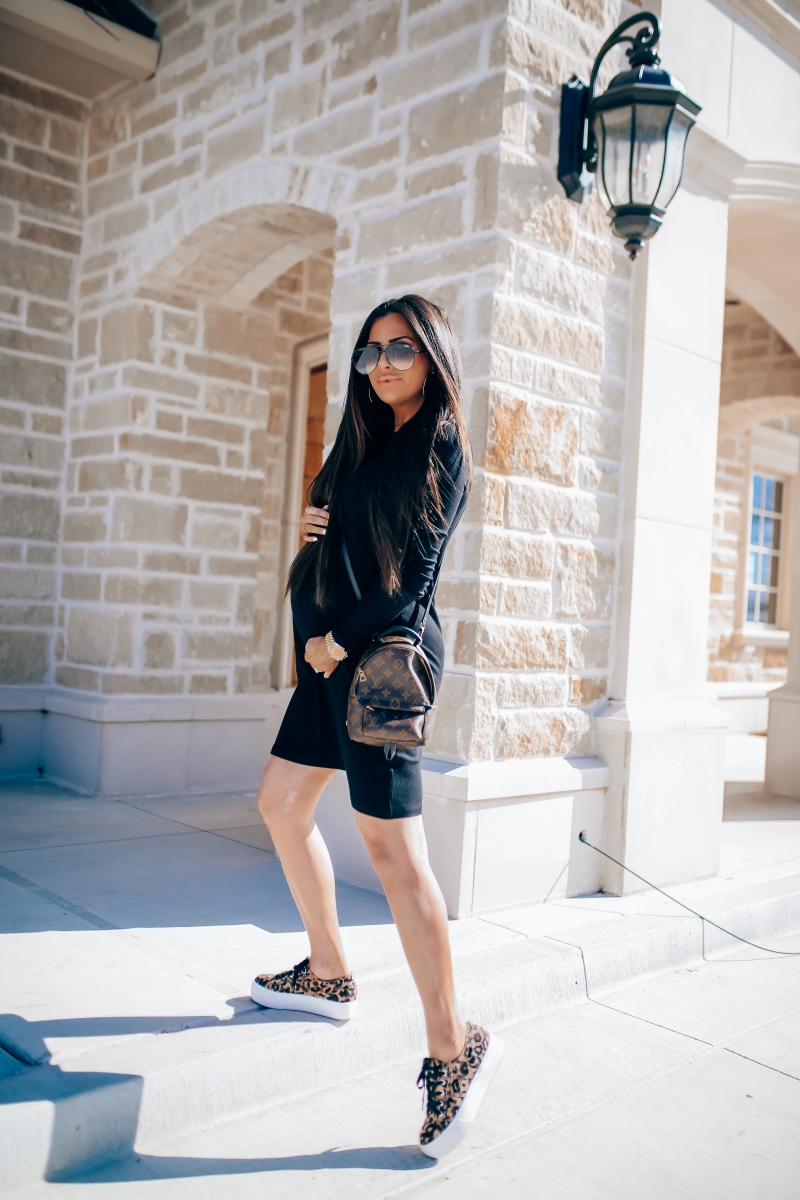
[420, 1033, 505, 1160]
[250, 979, 357, 1021]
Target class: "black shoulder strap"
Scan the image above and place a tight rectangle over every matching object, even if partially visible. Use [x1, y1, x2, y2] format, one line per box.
[341, 537, 362, 602]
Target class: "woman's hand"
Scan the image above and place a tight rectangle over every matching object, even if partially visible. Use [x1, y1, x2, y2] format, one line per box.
[305, 635, 338, 678]
[300, 504, 328, 543]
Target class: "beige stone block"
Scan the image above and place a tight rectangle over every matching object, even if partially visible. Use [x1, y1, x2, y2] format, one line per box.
[293, 105, 373, 157]
[238, 11, 293, 53]
[570, 675, 606, 706]
[125, 368, 200, 401]
[78, 459, 143, 493]
[207, 118, 265, 178]
[67, 608, 133, 667]
[0, 242, 73, 302]
[184, 353, 251, 384]
[495, 707, 590, 758]
[0, 97, 46, 144]
[357, 195, 463, 262]
[383, 36, 480, 110]
[100, 305, 155, 366]
[142, 132, 175, 167]
[455, 617, 567, 671]
[351, 170, 398, 204]
[0, 567, 55, 600]
[72, 434, 115, 458]
[156, 411, 183, 434]
[182, 62, 258, 118]
[32, 415, 63, 438]
[184, 629, 252, 661]
[207, 554, 257, 577]
[494, 296, 603, 372]
[0, 354, 66, 408]
[485, 391, 579, 485]
[144, 630, 175, 670]
[581, 409, 621, 461]
[179, 469, 261, 508]
[18, 221, 81, 255]
[142, 550, 200, 574]
[0, 407, 24, 429]
[63, 512, 106, 542]
[26, 545, 56, 565]
[203, 308, 272, 365]
[190, 580, 234, 610]
[55, 664, 99, 690]
[0, 602, 53, 624]
[500, 173, 576, 254]
[496, 672, 566, 708]
[61, 573, 102, 601]
[104, 575, 183, 606]
[0, 433, 63, 473]
[408, 75, 502, 163]
[406, 160, 466, 200]
[101, 672, 184, 695]
[265, 42, 292, 82]
[339, 135, 400, 169]
[162, 310, 198, 345]
[537, 362, 602, 407]
[86, 547, 138, 569]
[273, 76, 322, 133]
[0, 494, 59, 541]
[410, 0, 506, 50]
[191, 518, 240, 552]
[103, 204, 150, 242]
[556, 542, 613, 619]
[464, 473, 504, 526]
[479, 528, 553, 579]
[568, 625, 609, 672]
[87, 173, 133, 216]
[189, 674, 228, 694]
[0, 629, 49, 684]
[132, 102, 177, 138]
[0, 165, 80, 219]
[27, 300, 72, 336]
[112, 497, 188, 546]
[141, 154, 200, 195]
[500, 582, 551, 618]
[332, 3, 400, 78]
[518, 245, 605, 323]
[119, 432, 220, 468]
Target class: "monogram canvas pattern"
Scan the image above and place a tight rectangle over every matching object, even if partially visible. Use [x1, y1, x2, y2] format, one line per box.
[254, 958, 357, 1005]
[347, 637, 437, 748]
[417, 1023, 491, 1147]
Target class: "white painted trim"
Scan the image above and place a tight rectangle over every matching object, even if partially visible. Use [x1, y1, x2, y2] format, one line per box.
[0, 0, 159, 80]
[274, 335, 330, 689]
[735, 626, 791, 647]
[0, 685, 290, 723]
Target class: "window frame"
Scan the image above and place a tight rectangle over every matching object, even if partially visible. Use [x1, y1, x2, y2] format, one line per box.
[736, 427, 797, 645]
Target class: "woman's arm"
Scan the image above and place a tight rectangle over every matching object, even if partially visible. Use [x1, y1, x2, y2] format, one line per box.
[329, 444, 469, 654]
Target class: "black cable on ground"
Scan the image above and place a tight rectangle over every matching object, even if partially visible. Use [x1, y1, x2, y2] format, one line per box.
[578, 832, 800, 957]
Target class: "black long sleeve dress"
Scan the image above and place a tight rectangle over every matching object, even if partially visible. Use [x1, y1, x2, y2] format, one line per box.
[271, 409, 469, 819]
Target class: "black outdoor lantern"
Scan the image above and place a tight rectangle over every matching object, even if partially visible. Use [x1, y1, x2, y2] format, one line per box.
[557, 13, 701, 259]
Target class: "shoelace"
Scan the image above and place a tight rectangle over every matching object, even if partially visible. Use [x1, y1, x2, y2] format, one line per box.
[417, 1057, 449, 1116]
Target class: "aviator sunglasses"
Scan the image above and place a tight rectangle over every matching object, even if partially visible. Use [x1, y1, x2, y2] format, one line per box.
[352, 342, 425, 375]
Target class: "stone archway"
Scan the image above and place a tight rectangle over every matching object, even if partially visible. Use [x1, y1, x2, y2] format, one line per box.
[60, 200, 336, 703]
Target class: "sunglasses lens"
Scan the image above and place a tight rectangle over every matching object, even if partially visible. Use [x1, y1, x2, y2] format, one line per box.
[354, 347, 380, 375]
[385, 344, 417, 370]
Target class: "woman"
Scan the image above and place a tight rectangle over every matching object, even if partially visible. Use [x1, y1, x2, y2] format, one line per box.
[252, 295, 503, 1158]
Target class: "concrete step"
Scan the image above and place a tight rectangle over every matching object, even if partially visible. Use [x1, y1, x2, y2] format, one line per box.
[2, 868, 800, 1193]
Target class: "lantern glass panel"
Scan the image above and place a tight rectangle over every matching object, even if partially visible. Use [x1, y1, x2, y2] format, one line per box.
[594, 105, 633, 209]
[653, 106, 694, 208]
[630, 104, 671, 205]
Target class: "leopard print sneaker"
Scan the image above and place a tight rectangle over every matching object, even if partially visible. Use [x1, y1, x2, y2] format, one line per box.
[250, 957, 357, 1020]
[417, 1022, 504, 1159]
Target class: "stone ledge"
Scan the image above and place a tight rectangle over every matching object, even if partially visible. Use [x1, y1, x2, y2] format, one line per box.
[0, 685, 290, 723]
[421, 754, 609, 801]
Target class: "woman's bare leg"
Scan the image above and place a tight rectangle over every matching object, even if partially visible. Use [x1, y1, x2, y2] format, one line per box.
[356, 810, 466, 1062]
[258, 755, 349, 980]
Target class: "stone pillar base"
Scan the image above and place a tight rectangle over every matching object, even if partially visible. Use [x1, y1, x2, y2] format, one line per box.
[595, 700, 728, 895]
[0, 687, 290, 796]
[766, 684, 800, 798]
[420, 757, 610, 918]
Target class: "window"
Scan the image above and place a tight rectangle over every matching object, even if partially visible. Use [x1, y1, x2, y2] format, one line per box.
[746, 473, 783, 625]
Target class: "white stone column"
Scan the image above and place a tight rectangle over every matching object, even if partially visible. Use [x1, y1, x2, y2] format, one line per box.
[765, 450, 800, 797]
[595, 183, 730, 893]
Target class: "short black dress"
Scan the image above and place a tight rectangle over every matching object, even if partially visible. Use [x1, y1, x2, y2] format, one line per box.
[271, 412, 469, 820]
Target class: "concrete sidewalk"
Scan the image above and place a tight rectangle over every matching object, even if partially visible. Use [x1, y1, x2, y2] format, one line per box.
[1, 779, 800, 1192]
[20, 931, 800, 1199]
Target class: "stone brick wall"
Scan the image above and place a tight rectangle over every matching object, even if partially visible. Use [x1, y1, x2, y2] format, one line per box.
[708, 300, 799, 685]
[0, 72, 87, 685]
[1, 0, 630, 764]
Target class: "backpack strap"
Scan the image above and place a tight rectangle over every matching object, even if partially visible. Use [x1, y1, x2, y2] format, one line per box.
[341, 537, 362, 602]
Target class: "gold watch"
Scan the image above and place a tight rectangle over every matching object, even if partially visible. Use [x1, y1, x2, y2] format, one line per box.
[325, 631, 348, 661]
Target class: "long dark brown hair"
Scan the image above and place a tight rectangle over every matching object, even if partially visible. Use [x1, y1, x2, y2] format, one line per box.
[288, 294, 472, 609]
